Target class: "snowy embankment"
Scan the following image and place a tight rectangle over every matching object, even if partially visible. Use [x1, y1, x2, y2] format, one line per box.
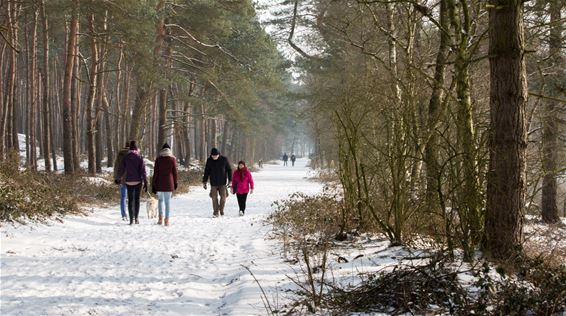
[1, 158, 321, 315]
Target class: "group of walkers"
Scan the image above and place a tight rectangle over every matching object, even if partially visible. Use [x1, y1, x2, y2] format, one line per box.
[114, 142, 254, 225]
[282, 153, 297, 167]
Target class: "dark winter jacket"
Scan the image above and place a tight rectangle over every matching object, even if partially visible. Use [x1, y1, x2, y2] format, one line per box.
[113, 148, 130, 181]
[290, 155, 296, 162]
[117, 150, 147, 184]
[202, 155, 232, 186]
[152, 148, 178, 192]
[283, 154, 289, 161]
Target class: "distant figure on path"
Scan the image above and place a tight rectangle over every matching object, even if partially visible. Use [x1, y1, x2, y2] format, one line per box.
[203, 148, 232, 217]
[282, 153, 289, 166]
[290, 154, 296, 167]
[116, 140, 148, 225]
[114, 141, 130, 221]
[232, 161, 254, 216]
[258, 159, 263, 168]
[151, 143, 178, 226]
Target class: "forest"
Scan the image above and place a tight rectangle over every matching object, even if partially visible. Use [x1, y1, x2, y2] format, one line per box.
[1, 0, 566, 315]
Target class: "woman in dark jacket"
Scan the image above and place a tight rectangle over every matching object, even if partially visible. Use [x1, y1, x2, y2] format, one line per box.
[151, 143, 178, 226]
[116, 140, 147, 225]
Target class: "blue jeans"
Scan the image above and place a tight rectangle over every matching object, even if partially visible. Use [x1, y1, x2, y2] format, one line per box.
[120, 184, 128, 218]
[158, 192, 172, 218]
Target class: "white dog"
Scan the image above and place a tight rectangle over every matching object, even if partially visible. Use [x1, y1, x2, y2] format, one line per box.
[146, 194, 158, 219]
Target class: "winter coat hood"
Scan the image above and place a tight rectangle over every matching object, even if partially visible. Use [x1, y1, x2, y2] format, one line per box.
[159, 148, 173, 157]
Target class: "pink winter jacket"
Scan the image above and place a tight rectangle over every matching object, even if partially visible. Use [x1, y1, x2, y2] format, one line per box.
[232, 169, 254, 194]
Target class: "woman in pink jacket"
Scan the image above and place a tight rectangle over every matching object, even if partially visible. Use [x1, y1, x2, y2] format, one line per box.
[232, 161, 254, 216]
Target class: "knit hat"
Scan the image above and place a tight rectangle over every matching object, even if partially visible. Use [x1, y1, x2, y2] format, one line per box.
[211, 148, 219, 156]
[162, 143, 171, 149]
[129, 140, 138, 150]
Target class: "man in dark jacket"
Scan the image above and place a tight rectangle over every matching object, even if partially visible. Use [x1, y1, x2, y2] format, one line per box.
[282, 153, 289, 166]
[116, 140, 148, 225]
[202, 148, 232, 217]
[114, 142, 130, 221]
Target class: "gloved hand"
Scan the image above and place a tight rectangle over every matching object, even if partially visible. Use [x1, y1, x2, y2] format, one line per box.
[143, 181, 148, 193]
[250, 189, 254, 194]
[203, 182, 207, 190]
[152, 187, 157, 194]
[174, 183, 178, 190]
[114, 179, 121, 185]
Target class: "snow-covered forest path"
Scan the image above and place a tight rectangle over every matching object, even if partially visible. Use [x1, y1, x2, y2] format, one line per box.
[1, 159, 321, 315]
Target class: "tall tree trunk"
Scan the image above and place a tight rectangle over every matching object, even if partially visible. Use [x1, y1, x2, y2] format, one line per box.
[113, 44, 123, 156]
[62, 0, 79, 174]
[29, 8, 39, 171]
[86, 13, 98, 175]
[5, 1, 21, 160]
[200, 104, 207, 160]
[210, 118, 217, 149]
[449, 0, 482, 259]
[40, 0, 51, 171]
[51, 57, 59, 170]
[157, 88, 167, 153]
[182, 100, 192, 165]
[71, 19, 81, 172]
[122, 65, 130, 145]
[424, 0, 450, 212]
[97, 9, 113, 169]
[221, 120, 230, 155]
[0, 43, 5, 160]
[128, 85, 150, 142]
[485, 0, 527, 260]
[541, 0, 563, 224]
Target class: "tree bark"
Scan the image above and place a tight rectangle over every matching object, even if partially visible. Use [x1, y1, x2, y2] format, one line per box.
[62, 0, 79, 174]
[113, 44, 123, 156]
[541, 0, 563, 224]
[86, 13, 98, 175]
[5, 1, 21, 160]
[71, 23, 81, 171]
[128, 84, 150, 142]
[485, 0, 527, 260]
[29, 7, 39, 171]
[424, 0, 450, 212]
[157, 88, 168, 153]
[122, 65, 130, 145]
[0, 43, 5, 160]
[40, 0, 51, 172]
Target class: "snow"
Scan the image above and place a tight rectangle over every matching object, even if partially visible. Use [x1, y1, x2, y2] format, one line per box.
[0, 158, 321, 315]
[83, 177, 113, 186]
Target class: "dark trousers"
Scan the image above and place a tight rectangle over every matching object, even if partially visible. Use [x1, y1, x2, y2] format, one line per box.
[237, 193, 248, 213]
[127, 183, 142, 222]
